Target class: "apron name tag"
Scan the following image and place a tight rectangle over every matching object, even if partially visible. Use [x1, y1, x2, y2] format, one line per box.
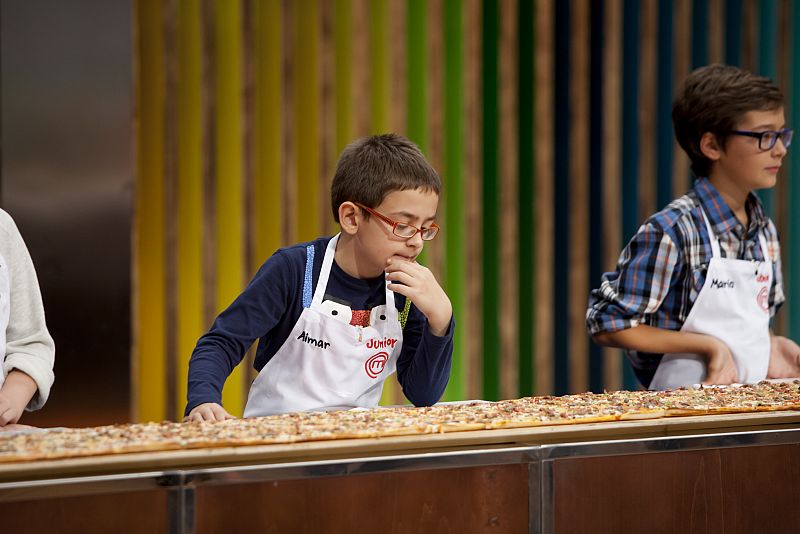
[709, 278, 734, 289]
[297, 330, 331, 350]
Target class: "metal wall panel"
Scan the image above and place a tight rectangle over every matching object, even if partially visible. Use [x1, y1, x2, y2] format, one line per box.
[0, 0, 132, 426]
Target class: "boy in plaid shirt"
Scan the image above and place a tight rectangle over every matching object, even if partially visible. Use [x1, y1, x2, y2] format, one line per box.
[587, 64, 800, 389]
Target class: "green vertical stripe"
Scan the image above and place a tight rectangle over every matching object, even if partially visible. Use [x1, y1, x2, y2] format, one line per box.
[517, 0, 534, 397]
[787, 3, 800, 343]
[756, 0, 778, 216]
[369, 0, 389, 134]
[334, 0, 352, 154]
[442, 0, 464, 402]
[482, 0, 500, 401]
[407, 0, 428, 153]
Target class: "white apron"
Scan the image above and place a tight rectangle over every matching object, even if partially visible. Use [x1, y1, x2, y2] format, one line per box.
[244, 234, 404, 416]
[649, 209, 772, 390]
[0, 253, 9, 389]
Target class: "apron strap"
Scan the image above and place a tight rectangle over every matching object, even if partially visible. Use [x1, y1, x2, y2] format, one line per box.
[311, 235, 339, 306]
[302, 244, 315, 309]
[699, 207, 721, 258]
[757, 229, 771, 263]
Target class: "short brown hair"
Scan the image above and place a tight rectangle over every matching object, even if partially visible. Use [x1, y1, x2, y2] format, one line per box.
[330, 134, 441, 223]
[672, 64, 784, 178]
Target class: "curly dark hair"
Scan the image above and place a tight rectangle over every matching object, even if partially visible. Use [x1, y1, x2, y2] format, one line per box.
[672, 64, 784, 178]
[330, 134, 441, 223]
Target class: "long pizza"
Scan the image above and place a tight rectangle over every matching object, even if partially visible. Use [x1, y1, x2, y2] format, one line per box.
[2, 381, 799, 463]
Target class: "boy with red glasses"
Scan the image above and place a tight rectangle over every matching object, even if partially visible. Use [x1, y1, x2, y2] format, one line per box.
[186, 134, 453, 420]
[587, 64, 800, 389]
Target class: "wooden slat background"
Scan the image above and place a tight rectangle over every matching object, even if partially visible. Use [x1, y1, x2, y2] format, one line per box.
[133, 0, 800, 422]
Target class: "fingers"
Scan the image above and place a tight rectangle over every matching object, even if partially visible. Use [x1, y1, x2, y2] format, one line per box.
[385, 270, 416, 287]
[385, 258, 426, 275]
[0, 405, 19, 426]
[0, 396, 18, 426]
[211, 404, 235, 420]
[702, 366, 738, 386]
[185, 403, 234, 423]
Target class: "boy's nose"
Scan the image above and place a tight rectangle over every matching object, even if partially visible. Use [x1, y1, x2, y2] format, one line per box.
[773, 138, 789, 156]
[407, 231, 424, 249]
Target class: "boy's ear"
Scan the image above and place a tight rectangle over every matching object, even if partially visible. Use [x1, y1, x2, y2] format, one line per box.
[338, 202, 360, 235]
[699, 132, 723, 161]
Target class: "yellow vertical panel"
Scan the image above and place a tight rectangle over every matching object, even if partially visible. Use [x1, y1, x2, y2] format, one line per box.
[295, 0, 320, 241]
[134, 0, 166, 423]
[215, 0, 245, 415]
[176, 0, 204, 421]
[254, 0, 283, 268]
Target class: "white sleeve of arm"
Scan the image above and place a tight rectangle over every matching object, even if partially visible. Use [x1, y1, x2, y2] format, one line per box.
[1, 211, 55, 411]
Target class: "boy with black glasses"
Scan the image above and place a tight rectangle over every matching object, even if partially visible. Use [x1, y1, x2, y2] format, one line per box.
[587, 64, 800, 390]
[186, 134, 453, 420]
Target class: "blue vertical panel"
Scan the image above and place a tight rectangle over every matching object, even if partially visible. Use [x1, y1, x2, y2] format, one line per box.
[621, 0, 640, 390]
[787, 2, 800, 347]
[656, 0, 674, 209]
[724, 0, 742, 66]
[553, 0, 570, 395]
[691, 0, 708, 68]
[588, 0, 605, 393]
[756, 0, 778, 216]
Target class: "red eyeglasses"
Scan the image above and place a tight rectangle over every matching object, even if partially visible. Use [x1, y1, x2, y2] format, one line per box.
[355, 202, 440, 241]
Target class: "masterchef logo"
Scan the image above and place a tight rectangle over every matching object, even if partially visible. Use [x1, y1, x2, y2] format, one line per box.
[757, 287, 770, 312]
[365, 352, 388, 379]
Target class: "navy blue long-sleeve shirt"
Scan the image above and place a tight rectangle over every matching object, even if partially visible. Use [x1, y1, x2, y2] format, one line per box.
[185, 236, 454, 415]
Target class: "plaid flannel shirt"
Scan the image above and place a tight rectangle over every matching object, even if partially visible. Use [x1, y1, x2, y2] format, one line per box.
[586, 178, 784, 384]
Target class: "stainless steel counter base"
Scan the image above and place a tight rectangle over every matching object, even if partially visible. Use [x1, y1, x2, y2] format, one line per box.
[3, 426, 800, 533]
